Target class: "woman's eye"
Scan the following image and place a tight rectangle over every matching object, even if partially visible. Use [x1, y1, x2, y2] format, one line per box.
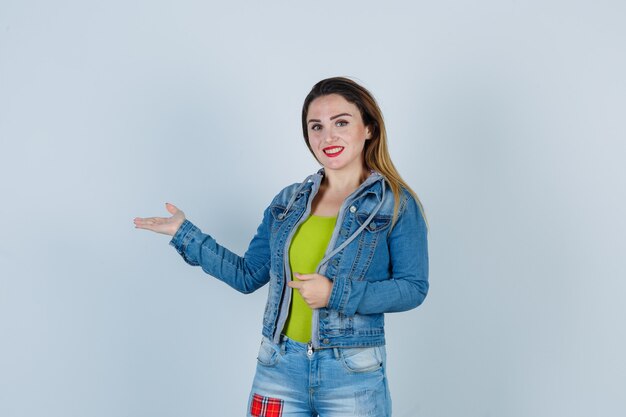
[311, 124, 322, 131]
[336, 120, 348, 127]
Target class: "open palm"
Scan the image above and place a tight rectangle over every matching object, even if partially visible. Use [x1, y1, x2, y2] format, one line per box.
[134, 203, 186, 236]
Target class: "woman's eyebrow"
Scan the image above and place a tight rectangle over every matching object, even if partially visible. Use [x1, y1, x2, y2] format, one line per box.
[330, 113, 352, 120]
[308, 113, 353, 124]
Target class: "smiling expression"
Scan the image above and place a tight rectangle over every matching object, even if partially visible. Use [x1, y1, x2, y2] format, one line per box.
[306, 94, 372, 174]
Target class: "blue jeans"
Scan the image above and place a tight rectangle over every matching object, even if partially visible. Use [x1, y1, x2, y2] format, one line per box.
[247, 336, 392, 417]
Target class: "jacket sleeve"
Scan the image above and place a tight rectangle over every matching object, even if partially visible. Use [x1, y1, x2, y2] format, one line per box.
[326, 193, 429, 316]
[168, 206, 272, 294]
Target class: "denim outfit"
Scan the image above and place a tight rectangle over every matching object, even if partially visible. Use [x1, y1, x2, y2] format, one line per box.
[169, 169, 429, 416]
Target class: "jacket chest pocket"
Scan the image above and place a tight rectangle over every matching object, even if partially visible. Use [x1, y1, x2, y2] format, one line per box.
[269, 205, 291, 235]
[347, 213, 392, 280]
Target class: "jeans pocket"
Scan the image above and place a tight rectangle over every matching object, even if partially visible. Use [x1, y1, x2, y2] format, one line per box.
[340, 346, 383, 373]
[256, 337, 281, 367]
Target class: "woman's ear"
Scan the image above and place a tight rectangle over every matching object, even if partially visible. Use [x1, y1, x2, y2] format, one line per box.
[365, 125, 373, 140]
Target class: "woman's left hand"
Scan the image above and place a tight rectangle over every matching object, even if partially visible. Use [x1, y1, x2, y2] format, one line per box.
[288, 273, 333, 309]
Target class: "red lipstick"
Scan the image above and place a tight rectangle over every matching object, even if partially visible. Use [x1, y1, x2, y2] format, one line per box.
[323, 146, 345, 158]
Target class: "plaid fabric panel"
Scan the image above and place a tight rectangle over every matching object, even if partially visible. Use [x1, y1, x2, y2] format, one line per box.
[250, 393, 284, 417]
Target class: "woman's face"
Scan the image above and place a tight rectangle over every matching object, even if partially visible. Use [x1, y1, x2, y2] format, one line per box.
[306, 94, 371, 175]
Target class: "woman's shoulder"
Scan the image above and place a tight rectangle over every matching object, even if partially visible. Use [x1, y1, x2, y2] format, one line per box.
[396, 186, 428, 231]
[377, 179, 427, 228]
[269, 180, 313, 206]
[366, 177, 413, 208]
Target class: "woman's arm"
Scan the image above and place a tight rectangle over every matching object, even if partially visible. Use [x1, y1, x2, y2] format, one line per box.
[134, 202, 272, 294]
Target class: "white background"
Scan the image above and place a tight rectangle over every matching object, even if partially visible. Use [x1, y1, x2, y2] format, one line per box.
[1, 1, 625, 416]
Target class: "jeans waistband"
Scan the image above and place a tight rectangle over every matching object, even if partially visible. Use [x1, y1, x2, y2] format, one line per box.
[278, 335, 340, 359]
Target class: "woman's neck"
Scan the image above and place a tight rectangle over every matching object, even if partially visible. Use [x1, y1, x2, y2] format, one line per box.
[322, 166, 370, 194]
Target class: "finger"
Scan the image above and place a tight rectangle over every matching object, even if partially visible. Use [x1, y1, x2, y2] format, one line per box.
[133, 217, 151, 227]
[165, 202, 179, 214]
[287, 281, 303, 289]
[135, 217, 166, 225]
[133, 217, 166, 231]
[294, 273, 313, 281]
[134, 219, 156, 230]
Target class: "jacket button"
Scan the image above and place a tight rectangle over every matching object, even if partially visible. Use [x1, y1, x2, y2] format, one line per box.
[340, 229, 348, 237]
[277, 213, 285, 220]
[369, 222, 377, 230]
[319, 311, 328, 319]
[331, 259, 339, 266]
[349, 205, 357, 213]
[323, 338, 330, 344]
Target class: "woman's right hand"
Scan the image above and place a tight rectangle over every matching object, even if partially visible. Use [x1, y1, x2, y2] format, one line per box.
[133, 203, 186, 236]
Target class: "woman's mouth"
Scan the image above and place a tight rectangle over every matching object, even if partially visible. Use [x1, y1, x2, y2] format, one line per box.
[323, 146, 345, 157]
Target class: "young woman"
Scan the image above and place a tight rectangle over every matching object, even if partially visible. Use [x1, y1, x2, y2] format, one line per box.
[134, 77, 429, 417]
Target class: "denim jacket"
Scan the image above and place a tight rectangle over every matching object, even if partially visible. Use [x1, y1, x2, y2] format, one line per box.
[169, 169, 429, 349]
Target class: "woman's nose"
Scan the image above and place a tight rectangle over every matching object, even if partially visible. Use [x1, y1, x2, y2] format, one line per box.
[324, 129, 337, 143]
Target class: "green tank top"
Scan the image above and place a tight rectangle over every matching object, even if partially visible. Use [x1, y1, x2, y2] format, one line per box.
[284, 215, 337, 343]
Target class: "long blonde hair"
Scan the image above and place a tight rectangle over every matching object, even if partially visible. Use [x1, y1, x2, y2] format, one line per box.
[301, 77, 426, 227]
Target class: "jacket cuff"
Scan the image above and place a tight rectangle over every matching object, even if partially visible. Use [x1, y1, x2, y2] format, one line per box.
[169, 219, 197, 256]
